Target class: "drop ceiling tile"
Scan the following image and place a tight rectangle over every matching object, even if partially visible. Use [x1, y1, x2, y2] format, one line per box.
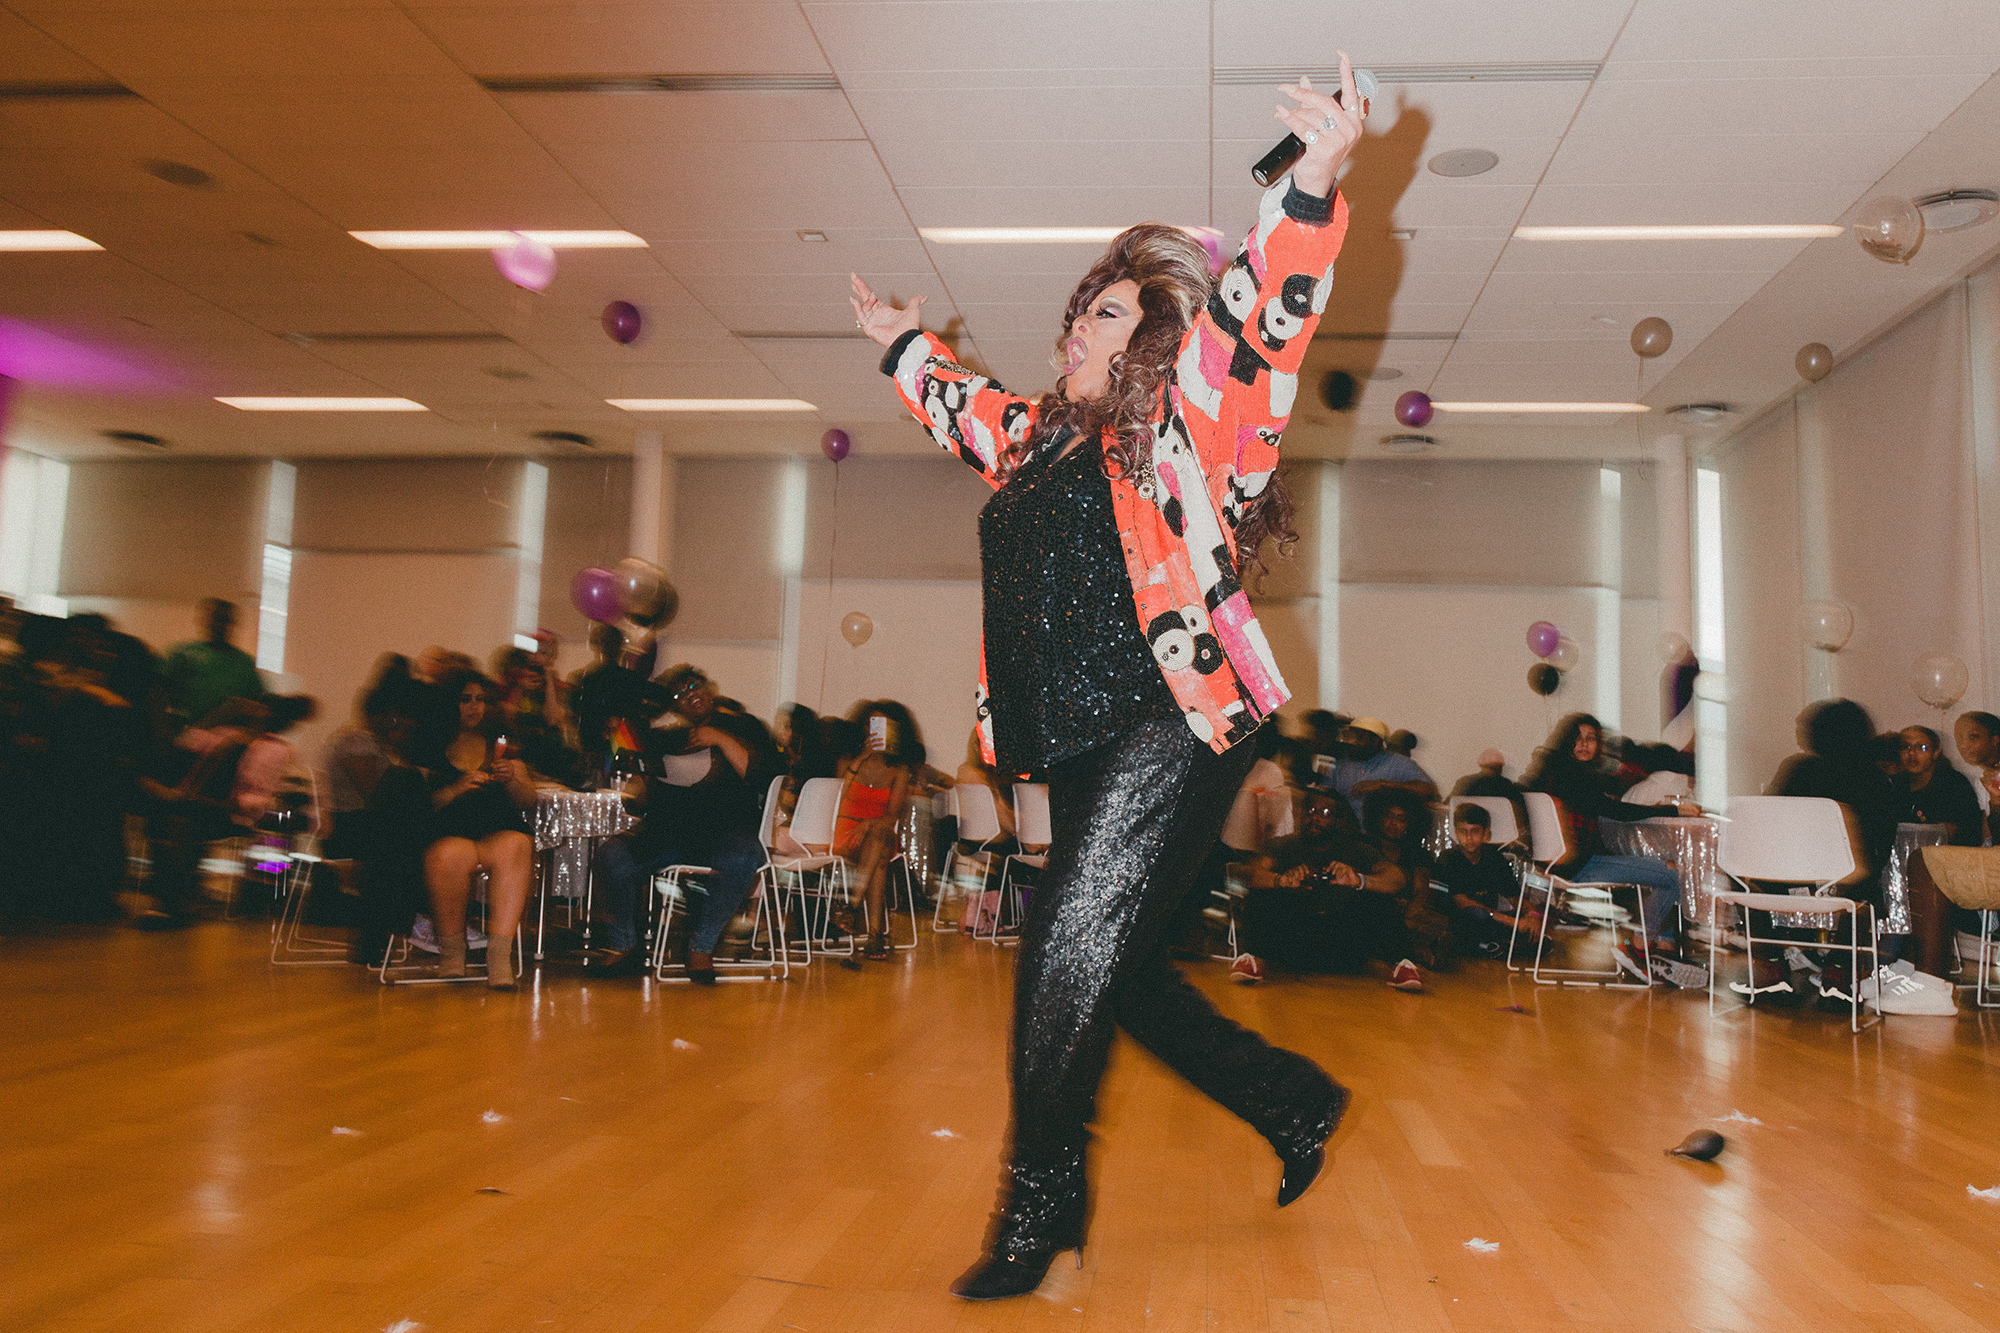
[1474, 267, 1782, 307]
[675, 270, 944, 316]
[567, 141, 912, 232]
[849, 85, 1208, 145]
[1212, 0, 1629, 66]
[874, 136, 1208, 193]
[0, 10, 118, 80]
[1582, 65, 1991, 138]
[402, 3, 831, 76]
[563, 361, 800, 397]
[21, 9, 470, 87]
[501, 90, 864, 148]
[897, 186, 1211, 229]
[803, 0, 1207, 75]
[152, 85, 525, 152]
[1212, 80, 1584, 163]
[1461, 296, 1733, 336]
[935, 272, 1087, 308]
[1608, 0, 2000, 62]
[652, 236, 932, 278]
[738, 337, 883, 373]
[1545, 133, 1911, 188]
[1493, 236, 1817, 274]
[1519, 180, 1871, 227]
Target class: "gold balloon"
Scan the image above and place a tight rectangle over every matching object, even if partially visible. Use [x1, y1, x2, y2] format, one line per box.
[839, 611, 874, 647]
[1630, 316, 1674, 359]
[1795, 343, 1833, 383]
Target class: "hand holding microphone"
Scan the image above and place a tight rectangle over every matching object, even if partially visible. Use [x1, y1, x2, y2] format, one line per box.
[1254, 53, 1376, 188]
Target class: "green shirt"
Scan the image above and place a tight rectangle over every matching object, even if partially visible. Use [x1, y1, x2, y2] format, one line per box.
[162, 640, 264, 722]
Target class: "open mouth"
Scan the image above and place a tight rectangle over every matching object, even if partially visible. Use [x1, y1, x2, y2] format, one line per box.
[1060, 335, 1087, 376]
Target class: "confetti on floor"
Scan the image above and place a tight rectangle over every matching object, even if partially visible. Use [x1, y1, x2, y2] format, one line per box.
[1714, 1110, 1765, 1126]
[931, 1128, 955, 1138]
[1465, 1238, 1500, 1253]
[671, 1038, 699, 1051]
[331, 1126, 363, 1136]
[384, 1321, 426, 1333]
[475, 1187, 511, 1195]
[481, 1110, 507, 1124]
[1969, 1184, 2000, 1201]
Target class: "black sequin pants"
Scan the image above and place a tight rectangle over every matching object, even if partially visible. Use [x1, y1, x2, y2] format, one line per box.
[991, 718, 1343, 1258]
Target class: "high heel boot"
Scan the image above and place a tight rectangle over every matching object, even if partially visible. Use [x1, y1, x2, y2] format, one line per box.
[1269, 1081, 1350, 1207]
[487, 933, 517, 990]
[949, 1148, 1088, 1301]
[437, 930, 468, 978]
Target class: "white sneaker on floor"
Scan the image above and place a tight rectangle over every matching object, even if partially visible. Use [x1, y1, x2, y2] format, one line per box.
[1387, 959, 1425, 992]
[1230, 954, 1264, 984]
[1860, 961, 1958, 1016]
[410, 914, 439, 954]
[1611, 944, 1651, 983]
[1648, 954, 1710, 990]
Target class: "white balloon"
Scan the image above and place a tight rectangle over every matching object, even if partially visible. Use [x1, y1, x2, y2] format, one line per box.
[1802, 600, 1853, 652]
[1549, 636, 1580, 673]
[1913, 652, 1968, 711]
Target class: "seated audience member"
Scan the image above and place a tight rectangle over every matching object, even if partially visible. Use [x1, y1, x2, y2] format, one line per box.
[138, 699, 263, 928]
[324, 668, 433, 965]
[1386, 729, 1418, 759]
[826, 700, 928, 962]
[1233, 789, 1425, 992]
[421, 671, 537, 988]
[1953, 710, 2000, 812]
[1451, 748, 1528, 841]
[1524, 713, 1706, 987]
[1174, 722, 1290, 956]
[769, 703, 835, 857]
[1893, 722, 1983, 981]
[595, 665, 782, 981]
[1325, 716, 1436, 821]
[38, 622, 138, 921]
[1755, 699, 1896, 1005]
[322, 658, 408, 859]
[492, 636, 581, 785]
[1871, 732, 1905, 778]
[1432, 803, 1533, 956]
[231, 695, 317, 828]
[1363, 788, 1442, 964]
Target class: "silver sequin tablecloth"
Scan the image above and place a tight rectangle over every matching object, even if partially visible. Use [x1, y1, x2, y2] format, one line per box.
[1600, 816, 1721, 928]
[534, 788, 636, 899]
[1876, 822, 1951, 935]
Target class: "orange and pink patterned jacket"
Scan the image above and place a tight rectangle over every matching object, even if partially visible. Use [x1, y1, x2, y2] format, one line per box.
[882, 179, 1350, 759]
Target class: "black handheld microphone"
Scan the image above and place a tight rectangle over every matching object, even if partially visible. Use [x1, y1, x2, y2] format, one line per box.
[1250, 68, 1379, 187]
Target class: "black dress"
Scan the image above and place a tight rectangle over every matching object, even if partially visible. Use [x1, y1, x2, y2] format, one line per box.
[427, 759, 531, 842]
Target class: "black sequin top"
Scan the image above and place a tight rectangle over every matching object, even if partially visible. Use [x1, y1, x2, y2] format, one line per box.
[979, 430, 1179, 773]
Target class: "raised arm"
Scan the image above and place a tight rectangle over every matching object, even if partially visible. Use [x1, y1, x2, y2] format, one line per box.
[853, 274, 1036, 488]
[1174, 60, 1361, 505]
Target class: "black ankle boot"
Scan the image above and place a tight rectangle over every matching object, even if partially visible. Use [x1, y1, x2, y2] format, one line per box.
[950, 1149, 1087, 1301]
[1271, 1081, 1351, 1207]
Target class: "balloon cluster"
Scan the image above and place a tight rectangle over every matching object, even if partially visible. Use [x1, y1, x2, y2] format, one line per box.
[1525, 619, 1578, 696]
[570, 557, 679, 634]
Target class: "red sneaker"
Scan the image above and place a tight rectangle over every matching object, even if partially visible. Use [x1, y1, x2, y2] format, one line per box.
[1387, 959, 1425, 991]
[1230, 954, 1264, 984]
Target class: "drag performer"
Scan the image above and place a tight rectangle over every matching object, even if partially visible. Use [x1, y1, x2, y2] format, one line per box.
[851, 57, 1365, 1301]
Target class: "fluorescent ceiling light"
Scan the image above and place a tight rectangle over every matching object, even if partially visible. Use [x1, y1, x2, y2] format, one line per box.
[608, 398, 818, 412]
[217, 397, 428, 411]
[0, 230, 103, 251]
[349, 230, 648, 250]
[1434, 401, 1649, 413]
[1514, 224, 1843, 241]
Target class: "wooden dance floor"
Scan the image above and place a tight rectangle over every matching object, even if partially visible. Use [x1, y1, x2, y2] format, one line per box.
[8, 920, 2000, 1333]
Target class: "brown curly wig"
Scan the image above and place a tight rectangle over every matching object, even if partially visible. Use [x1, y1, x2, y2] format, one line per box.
[1002, 222, 1297, 579]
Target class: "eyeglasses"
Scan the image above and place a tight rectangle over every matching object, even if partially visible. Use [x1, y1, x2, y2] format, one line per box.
[1902, 741, 1936, 753]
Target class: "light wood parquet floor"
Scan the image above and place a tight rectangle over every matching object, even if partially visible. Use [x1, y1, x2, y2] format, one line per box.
[6, 918, 2000, 1333]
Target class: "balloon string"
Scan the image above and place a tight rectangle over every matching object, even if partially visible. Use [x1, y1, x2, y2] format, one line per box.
[816, 460, 842, 709]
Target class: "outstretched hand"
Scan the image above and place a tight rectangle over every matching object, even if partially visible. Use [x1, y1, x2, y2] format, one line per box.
[850, 273, 926, 350]
[1276, 49, 1365, 198]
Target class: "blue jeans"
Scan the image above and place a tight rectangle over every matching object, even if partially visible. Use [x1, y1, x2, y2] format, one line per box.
[1573, 853, 1682, 942]
[595, 833, 766, 955]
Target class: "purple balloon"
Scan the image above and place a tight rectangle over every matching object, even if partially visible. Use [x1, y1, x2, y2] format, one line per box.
[493, 233, 557, 292]
[821, 428, 851, 463]
[1394, 390, 1433, 428]
[1527, 620, 1561, 658]
[601, 300, 642, 345]
[570, 566, 624, 623]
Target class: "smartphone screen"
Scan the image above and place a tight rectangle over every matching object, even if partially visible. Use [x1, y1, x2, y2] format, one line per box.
[868, 714, 889, 751]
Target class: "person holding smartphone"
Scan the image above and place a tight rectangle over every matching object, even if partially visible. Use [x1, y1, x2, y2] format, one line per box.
[826, 701, 926, 961]
[851, 58, 1363, 1300]
[421, 670, 536, 988]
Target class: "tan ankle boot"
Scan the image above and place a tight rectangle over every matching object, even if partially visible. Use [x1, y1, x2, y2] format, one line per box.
[487, 934, 516, 990]
[438, 931, 468, 978]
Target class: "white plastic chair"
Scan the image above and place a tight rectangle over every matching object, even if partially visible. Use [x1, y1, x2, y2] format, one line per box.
[1514, 791, 1654, 987]
[940, 782, 1007, 932]
[1711, 795, 1873, 1031]
[768, 776, 852, 957]
[984, 782, 1051, 945]
[646, 751, 788, 983]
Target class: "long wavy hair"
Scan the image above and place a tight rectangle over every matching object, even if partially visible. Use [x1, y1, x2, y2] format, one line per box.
[1006, 223, 1297, 579]
[1523, 712, 1608, 791]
